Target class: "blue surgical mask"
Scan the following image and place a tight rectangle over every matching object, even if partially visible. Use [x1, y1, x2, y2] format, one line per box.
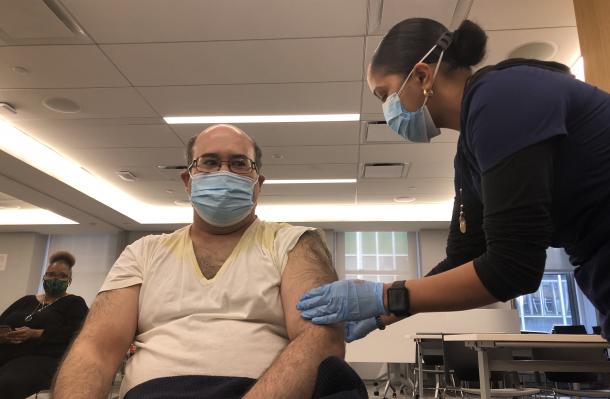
[381, 42, 446, 143]
[190, 171, 257, 227]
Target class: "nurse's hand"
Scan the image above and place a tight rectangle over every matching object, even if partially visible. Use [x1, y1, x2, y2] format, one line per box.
[297, 279, 386, 324]
[345, 318, 378, 343]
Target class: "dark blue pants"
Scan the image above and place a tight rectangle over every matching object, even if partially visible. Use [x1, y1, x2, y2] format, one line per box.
[0, 349, 59, 399]
[124, 356, 367, 399]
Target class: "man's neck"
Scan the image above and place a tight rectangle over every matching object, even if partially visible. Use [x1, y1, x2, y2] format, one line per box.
[190, 212, 257, 241]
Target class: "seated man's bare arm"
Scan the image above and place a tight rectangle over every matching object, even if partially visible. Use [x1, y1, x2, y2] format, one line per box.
[53, 285, 139, 399]
[245, 231, 344, 399]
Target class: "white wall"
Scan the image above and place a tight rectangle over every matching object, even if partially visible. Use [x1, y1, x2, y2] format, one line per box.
[0, 233, 48, 310]
[418, 229, 448, 276]
[46, 233, 123, 306]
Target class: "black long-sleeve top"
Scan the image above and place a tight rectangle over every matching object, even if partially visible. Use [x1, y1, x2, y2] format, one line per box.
[0, 294, 88, 358]
[427, 59, 610, 304]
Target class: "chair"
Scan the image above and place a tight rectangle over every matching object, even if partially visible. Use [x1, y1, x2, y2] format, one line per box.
[535, 325, 609, 397]
[412, 338, 457, 399]
[442, 340, 540, 398]
[552, 324, 587, 334]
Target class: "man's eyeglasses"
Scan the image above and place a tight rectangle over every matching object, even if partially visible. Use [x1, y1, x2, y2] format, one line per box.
[188, 155, 257, 176]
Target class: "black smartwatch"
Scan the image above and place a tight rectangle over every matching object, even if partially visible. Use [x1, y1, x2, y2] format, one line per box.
[387, 280, 411, 317]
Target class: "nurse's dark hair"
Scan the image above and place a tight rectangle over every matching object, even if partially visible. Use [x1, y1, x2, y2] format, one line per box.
[49, 251, 76, 269]
[371, 18, 487, 76]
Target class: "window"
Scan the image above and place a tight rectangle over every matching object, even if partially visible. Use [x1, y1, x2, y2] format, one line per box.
[341, 231, 417, 282]
[515, 272, 575, 332]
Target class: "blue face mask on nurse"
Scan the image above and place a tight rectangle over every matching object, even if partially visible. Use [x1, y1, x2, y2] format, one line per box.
[375, 33, 452, 143]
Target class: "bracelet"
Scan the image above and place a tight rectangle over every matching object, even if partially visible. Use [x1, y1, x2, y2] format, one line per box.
[375, 316, 386, 330]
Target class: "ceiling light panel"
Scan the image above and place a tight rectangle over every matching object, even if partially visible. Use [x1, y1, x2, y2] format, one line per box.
[165, 114, 360, 124]
[0, 208, 77, 225]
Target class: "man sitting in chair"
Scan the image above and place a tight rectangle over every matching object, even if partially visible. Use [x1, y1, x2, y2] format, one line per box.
[52, 124, 366, 399]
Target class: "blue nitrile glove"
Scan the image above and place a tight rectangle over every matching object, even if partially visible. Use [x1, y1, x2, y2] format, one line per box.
[296, 279, 386, 324]
[345, 318, 378, 343]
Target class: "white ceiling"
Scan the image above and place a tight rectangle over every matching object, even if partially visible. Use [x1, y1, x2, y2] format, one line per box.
[0, 0, 580, 231]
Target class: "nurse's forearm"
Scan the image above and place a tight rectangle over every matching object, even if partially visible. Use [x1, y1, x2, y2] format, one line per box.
[380, 261, 497, 325]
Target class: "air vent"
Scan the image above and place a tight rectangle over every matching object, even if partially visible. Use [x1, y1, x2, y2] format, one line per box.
[0, 102, 17, 115]
[0, 0, 89, 45]
[157, 165, 187, 170]
[363, 163, 407, 179]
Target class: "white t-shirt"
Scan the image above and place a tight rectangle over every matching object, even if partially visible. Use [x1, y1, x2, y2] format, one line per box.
[99, 218, 314, 397]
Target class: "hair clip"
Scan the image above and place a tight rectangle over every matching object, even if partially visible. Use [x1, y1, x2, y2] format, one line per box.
[436, 32, 453, 51]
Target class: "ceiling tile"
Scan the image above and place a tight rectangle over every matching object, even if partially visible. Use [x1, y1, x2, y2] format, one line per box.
[359, 142, 457, 165]
[357, 193, 452, 204]
[0, 192, 38, 209]
[262, 164, 357, 180]
[259, 145, 358, 165]
[171, 122, 360, 147]
[97, 180, 188, 206]
[14, 119, 183, 149]
[66, 147, 185, 173]
[102, 37, 365, 86]
[357, 177, 454, 196]
[0, 87, 159, 120]
[363, 123, 458, 144]
[139, 82, 362, 116]
[259, 194, 356, 206]
[408, 161, 454, 179]
[369, 0, 458, 35]
[0, 45, 128, 89]
[62, 0, 368, 43]
[470, 0, 576, 31]
[262, 183, 356, 197]
[0, 1, 93, 45]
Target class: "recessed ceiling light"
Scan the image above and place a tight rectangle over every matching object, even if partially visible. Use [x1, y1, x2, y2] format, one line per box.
[508, 42, 556, 60]
[264, 179, 357, 184]
[174, 200, 190, 206]
[393, 196, 416, 203]
[42, 97, 81, 114]
[164, 114, 360, 124]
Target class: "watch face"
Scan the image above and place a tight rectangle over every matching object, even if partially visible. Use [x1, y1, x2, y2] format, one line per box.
[388, 288, 408, 314]
[388, 288, 409, 313]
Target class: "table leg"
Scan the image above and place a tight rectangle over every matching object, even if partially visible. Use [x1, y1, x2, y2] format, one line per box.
[477, 348, 491, 399]
[418, 343, 424, 399]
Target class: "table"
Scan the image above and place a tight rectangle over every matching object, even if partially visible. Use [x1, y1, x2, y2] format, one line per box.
[444, 333, 610, 399]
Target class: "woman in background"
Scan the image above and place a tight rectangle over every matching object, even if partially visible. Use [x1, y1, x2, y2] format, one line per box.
[0, 251, 88, 398]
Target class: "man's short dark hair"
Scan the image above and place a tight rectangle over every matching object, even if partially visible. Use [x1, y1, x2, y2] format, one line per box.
[185, 130, 263, 171]
[49, 251, 76, 268]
